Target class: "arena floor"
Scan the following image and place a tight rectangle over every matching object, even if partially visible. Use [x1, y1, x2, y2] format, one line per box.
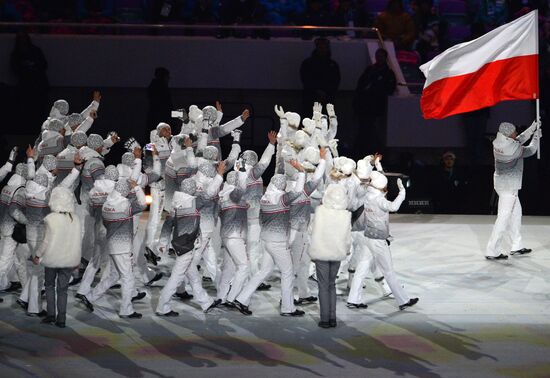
[1, 214, 549, 378]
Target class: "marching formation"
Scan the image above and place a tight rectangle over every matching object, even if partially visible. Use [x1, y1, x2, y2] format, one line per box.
[0, 92, 418, 328]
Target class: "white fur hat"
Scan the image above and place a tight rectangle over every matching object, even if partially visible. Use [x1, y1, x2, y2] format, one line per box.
[293, 130, 309, 148]
[356, 159, 371, 180]
[303, 146, 320, 165]
[499, 122, 516, 137]
[49, 186, 75, 213]
[335, 157, 356, 176]
[369, 171, 388, 190]
[285, 112, 301, 128]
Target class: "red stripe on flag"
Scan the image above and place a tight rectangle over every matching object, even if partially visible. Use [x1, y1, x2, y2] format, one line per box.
[421, 54, 538, 119]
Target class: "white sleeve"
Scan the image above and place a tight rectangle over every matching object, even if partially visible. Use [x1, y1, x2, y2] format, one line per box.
[80, 100, 100, 118]
[185, 147, 197, 168]
[219, 116, 244, 137]
[294, 172, 305, 193]
[74, 116, 94, 134]
[0, 162, 13, 182]
[378, 190, 406, 213]
[131, 158, 142, 181]
[205, 174, 223, 198]
[27, 157, 36, 180]
[259, 143, 276, 165]
[60, 168, 81, 189]
[134, 186, 147, 207]
[327, 117, 338, 141]
[311, 159, 326, 182]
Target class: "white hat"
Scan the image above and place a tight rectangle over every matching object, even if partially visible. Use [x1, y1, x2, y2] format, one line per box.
[49, 186, 75, 213]
[285, 112, 301, 128]
[369, 171, 388, 190]
[499, 122, 516, 137]
[356, 159, 371, 180]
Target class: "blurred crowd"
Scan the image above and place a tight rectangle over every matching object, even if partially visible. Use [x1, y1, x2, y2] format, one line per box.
[0, 1, 548, 62]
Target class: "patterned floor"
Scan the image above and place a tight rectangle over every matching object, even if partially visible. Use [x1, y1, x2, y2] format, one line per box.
[1, 214, 549, 378]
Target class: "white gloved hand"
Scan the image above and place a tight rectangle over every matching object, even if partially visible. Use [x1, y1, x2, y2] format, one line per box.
[327, 103, 336, 118]
[363, 155, 374, 164]
[9, 147, 18, 162]
[312, 110, 322, 123]
[397, 178, 405, 192]
[313, 102, 322, 114]
[535, 127, 542, 139]
[231, 129, 242, 143]
[274, 105, 286, 119]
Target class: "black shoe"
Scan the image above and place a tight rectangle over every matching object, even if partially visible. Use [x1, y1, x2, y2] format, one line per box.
[55, 321, 66, 328]
[486, 254, 508, 260]
[399, 297, 419, 311]
[329, 319, 337, 328]
[41, 289, 45, 298]
[0, 298, 3, 303]
[41, 316, 56, 324]
[173, 291, 194, 301]
[27, 310, 48, 317]
[221, 301, 236, 309]
[120, 312, 142, 319]
[3, 282, 22, 293]
[281, 309, 305, 317]
[202, 276, 212, 283]
[374, 276, 385, 282]
[144, 247, 158, 266]
[257, 283, 271, 291]
[318, 321, 331, 328]
[132, 292, 146, 302]
[68, 276, 82, 287]
[234, 300, 253, 315]
[168, 248, 175, 256]
[146, 273, 164, 287]
[511, 248, 532, 256]
[110, 284, 121, 289]
[76, 294, 94, 312]
[204, 299, 222, 313]
[347, 269, 356, 274]
[16, 299, 28, 310]
[156, 310, 179, 317]
[294, 296, 318, 305]
[347, 302, 368, 309]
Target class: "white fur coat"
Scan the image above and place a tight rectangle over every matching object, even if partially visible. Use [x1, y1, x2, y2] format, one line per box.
[309, 206, 351, 262]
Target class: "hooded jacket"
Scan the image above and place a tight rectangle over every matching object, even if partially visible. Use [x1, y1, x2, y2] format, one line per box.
[80, 147, 105, 192]
[35, 187, 81, 268]
[159, 191, 201, 251]
[0, 174, 27, 235]
[492, 130, 539, 192]
[310, 184, 351, 261]
[363, 186, 405, 240]
[219, 171, 248, 239]
[102, 187, 147, 255]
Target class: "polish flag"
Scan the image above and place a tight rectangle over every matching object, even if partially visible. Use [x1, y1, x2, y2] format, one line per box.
[420, 11, 539, 119]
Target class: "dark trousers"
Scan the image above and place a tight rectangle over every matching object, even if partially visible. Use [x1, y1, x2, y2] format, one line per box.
[315, 260, 341, 322]
[44, 267, 72, 323]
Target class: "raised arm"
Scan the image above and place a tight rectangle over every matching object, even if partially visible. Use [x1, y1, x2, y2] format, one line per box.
[219, 109, 249, 137]
[378, 179, 406, 213]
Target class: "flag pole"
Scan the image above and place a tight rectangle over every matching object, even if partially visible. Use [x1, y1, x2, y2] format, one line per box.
[535, 98, 542, 160]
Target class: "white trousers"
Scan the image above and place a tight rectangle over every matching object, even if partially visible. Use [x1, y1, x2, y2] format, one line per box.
[237, 240, 296, 314]
[184, 246, 215, 310]
[200, 219, 221, 283]
[156, 251, 195, 314]
[348, 233, 379, 304]
[217, 238, 249, 302]
[290, 229, 311, 298]
[19, 238, 43, 314]
[132, 212, 154, 285]
[76, 194, 94, 262]
[246, 206, 262, 276]
[486, 190, 523, 257]
[146, 187, 165, 248]
[77, 218, 107, 296]
[365, 238, 410, 306]
[89, 253, 135, 316]
[0, 235, 28, 287]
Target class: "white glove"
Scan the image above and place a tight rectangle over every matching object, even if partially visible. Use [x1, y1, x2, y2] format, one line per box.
[363, 155, 374, 165]
[274, 105, 285, 119]
[9, 147, 18, 162]
[64, 123, 73, 136]
[535, 127, 542, 139]
[397, 178, 405, 192]
[313, 102, 322, 114]
[231, 129, 242, 143]
[312, 110, 322, 123]
[327, 103, 336, 118]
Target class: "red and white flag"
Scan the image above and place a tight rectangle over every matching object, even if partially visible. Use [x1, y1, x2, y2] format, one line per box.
[420, 11, 539, 119]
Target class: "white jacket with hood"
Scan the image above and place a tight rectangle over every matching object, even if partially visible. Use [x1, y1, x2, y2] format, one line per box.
[492, 126, 540, 192]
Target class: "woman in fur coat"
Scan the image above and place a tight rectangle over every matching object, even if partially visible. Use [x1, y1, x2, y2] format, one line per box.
[33, 186, 81, 328]
[310, 184, 351, 328]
